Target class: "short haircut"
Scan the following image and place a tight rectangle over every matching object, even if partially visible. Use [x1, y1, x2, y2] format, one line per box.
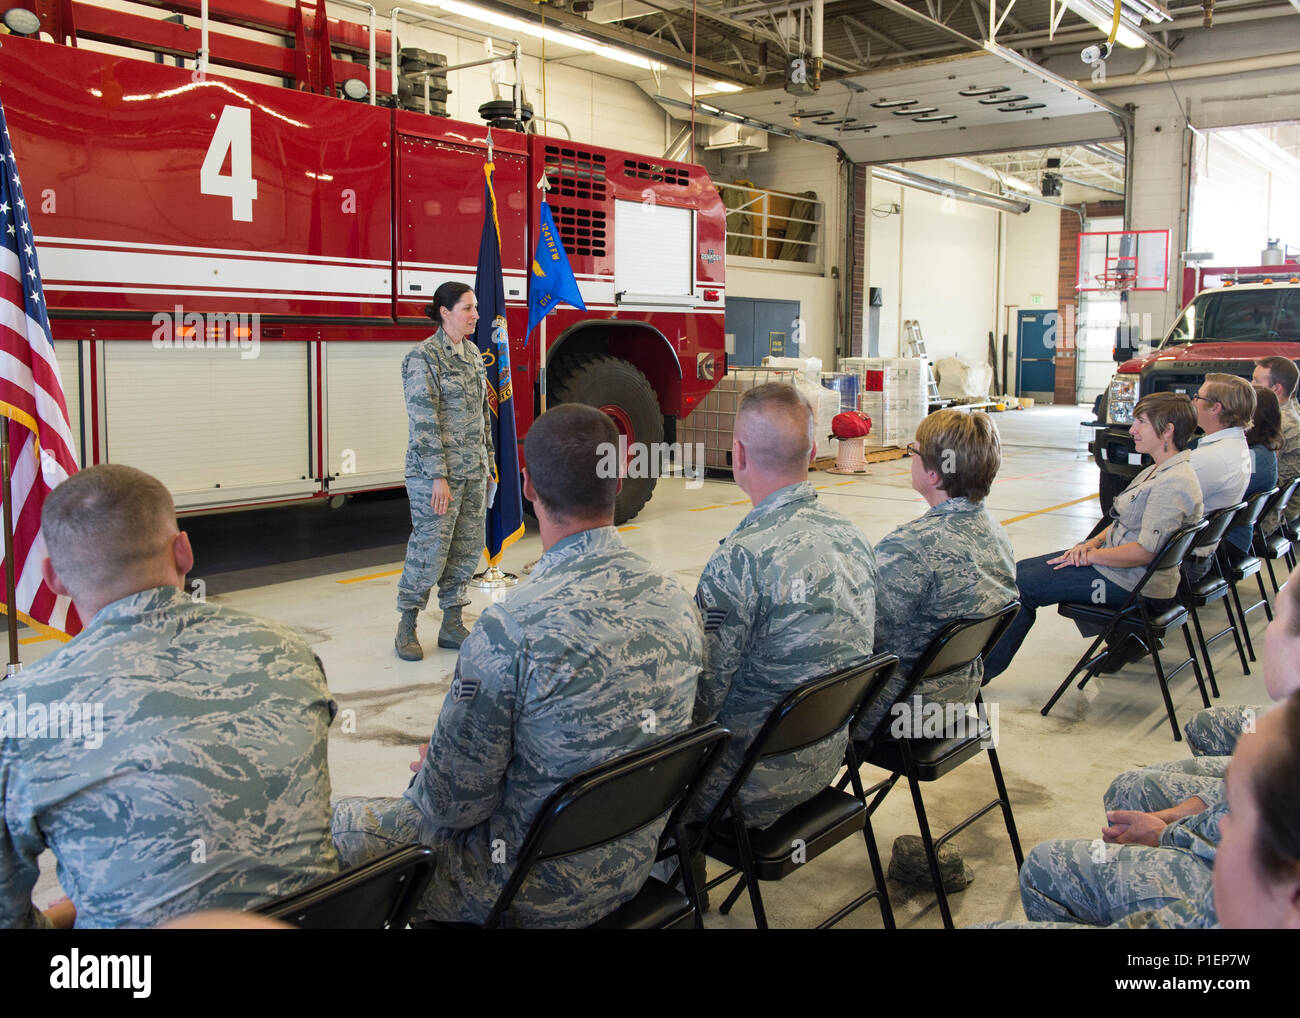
[1246, 385, 1284, 452]
[1256, 356, 1299, 399]
[1251, 692, 1300, 882]
[425, 281, 473, 330]
[42, 465, 177, 592]
[1132, 392, 1198, 451]
[735, 383, 813, 473]
[524, 404, 619, 521]
[914, 410, 1002, 503]
[1203, 373, 1256, 429]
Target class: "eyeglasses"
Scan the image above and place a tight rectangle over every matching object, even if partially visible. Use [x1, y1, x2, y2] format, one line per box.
[905, 442, 921, 457]
[1191, 394, 1220, 405]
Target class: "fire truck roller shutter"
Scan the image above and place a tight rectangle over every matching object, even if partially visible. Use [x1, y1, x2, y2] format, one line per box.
[549, 353, 663, 526]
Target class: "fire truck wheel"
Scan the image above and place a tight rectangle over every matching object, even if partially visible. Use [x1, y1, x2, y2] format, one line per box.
[550, 353, 663, 525]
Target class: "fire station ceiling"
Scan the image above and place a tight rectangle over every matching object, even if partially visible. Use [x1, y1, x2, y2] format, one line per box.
[691, 50, 1123, 163]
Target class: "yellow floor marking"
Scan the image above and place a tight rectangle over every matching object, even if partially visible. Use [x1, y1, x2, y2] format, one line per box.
[728, 499, 750, 505]
[1000, 493, 1099, 526]
[689, 504, 725, 512]
[18, 634, 51, 645]
[617, 525, 639, 532]
[337, 568, 403, 585]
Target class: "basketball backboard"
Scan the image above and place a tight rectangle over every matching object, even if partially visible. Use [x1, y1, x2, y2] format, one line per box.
[1077, 229, 1170, 292]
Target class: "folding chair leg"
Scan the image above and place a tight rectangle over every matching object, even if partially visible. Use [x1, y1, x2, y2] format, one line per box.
[718, 875, 747, 915]
[861, 814, 896, 930]
[1265, 556, 1282, 598]
[1182, 624, 1211, 708]
[1222, 592, 1250, 676]
[903, 772, 955, 930]
[1229, 579, 1257, 662]
[1148, 643, 1183, 742]
[1187, 604, 1220, 699]
[1258, 571, 1275, 620]
[1042, 624, 1116, 716]
[986, 746, 1025, 869]
[720, 814, 769, 930]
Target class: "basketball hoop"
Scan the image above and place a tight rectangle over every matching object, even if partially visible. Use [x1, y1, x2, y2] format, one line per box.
[1094, 271, 1137, 293]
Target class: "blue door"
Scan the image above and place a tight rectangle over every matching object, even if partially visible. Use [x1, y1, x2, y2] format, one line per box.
[1016, 310, 1057, 399]
[726, 298, 801, 367]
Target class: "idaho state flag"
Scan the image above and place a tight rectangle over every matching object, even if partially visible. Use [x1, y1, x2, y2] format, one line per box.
[473, 162, 525, 566]
[525, 200, 586, 342]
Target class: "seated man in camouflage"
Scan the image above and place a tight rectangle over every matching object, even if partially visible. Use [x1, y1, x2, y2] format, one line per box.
[332, 404, 702, 927]
[0, 465, 339, 929]
[690, 382, 878, 830]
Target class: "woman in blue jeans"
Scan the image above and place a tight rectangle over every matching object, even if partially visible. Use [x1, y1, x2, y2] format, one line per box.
[986, 392, 1204, 679]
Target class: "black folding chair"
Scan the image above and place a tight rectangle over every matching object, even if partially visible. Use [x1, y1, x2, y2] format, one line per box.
[255, 844, 435, 929]
[1254, 477, 1300, 595]
[1045, 519, 1210, 740]
[692, 655, 900, 930]
[1178, 501, 1248, 697]
[1217, 486, 1278, 662]
[845, 603, 1023, 931]
[420, 722, 729, 929]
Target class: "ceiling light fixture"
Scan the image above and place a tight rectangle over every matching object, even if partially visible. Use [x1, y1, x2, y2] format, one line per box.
[1060, 0, 1171, 50]
[414, 0, 666, 71]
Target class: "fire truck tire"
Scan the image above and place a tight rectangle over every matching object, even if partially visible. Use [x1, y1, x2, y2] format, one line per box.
[550, 353, 663, 525]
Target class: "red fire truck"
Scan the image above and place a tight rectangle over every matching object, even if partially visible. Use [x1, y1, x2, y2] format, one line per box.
[0, 0, 727, 524]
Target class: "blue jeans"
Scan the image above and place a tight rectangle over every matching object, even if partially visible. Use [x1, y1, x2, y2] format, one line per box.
[984, 552, 1133, 680]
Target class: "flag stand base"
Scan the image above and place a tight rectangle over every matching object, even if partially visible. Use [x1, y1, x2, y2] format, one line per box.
[471, 565, 518, 590]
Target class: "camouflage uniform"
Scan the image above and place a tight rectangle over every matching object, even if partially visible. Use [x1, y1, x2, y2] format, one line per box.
[397, 328, 494, 613]
[0, 586, 338, 929]
[1103, 703, 1264, 815]
[1015, 803, 1223, 928]
[855, 497, 1017, 740]
[1103, 757, 1226, 814]
[690, 481, 877, 829]
[1184, 703, 1261, 757]
[334, 526, 701, 927]
[1261, 399, 1300, 536]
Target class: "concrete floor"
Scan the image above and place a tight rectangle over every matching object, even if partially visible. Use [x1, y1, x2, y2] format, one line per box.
[24, 404, 1267, 928]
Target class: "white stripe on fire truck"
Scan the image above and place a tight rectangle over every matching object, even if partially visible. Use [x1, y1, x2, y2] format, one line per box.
[43, 284, 391, 305]
[40, 247, 391, 298]
[36, 236, 390, 267]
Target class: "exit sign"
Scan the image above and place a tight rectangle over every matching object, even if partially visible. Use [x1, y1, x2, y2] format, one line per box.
[1030, 294, 1044, 306]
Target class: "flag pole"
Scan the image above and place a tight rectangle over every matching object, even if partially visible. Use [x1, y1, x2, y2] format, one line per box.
[1, 421, 20, 676]
[536, 172, 552, 415]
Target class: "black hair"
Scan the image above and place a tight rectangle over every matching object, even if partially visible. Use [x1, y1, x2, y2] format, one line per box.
[425, 282, 473, 330]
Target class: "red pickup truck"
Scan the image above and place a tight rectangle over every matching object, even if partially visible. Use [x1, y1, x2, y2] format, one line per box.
[1092, 278, 1300, 511]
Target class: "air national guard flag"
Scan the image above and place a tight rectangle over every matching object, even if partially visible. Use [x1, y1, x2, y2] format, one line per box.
[525, 200, 585, 342]
[0, 98, 82, 641]
[473, 162, 525, 565]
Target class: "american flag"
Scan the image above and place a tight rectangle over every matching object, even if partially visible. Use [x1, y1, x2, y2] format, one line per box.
[0, 99, 81, 639]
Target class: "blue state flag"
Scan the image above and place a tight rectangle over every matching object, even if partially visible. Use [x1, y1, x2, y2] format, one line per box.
[473, 162, 525, 565]
[525, 200, 586, 342]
